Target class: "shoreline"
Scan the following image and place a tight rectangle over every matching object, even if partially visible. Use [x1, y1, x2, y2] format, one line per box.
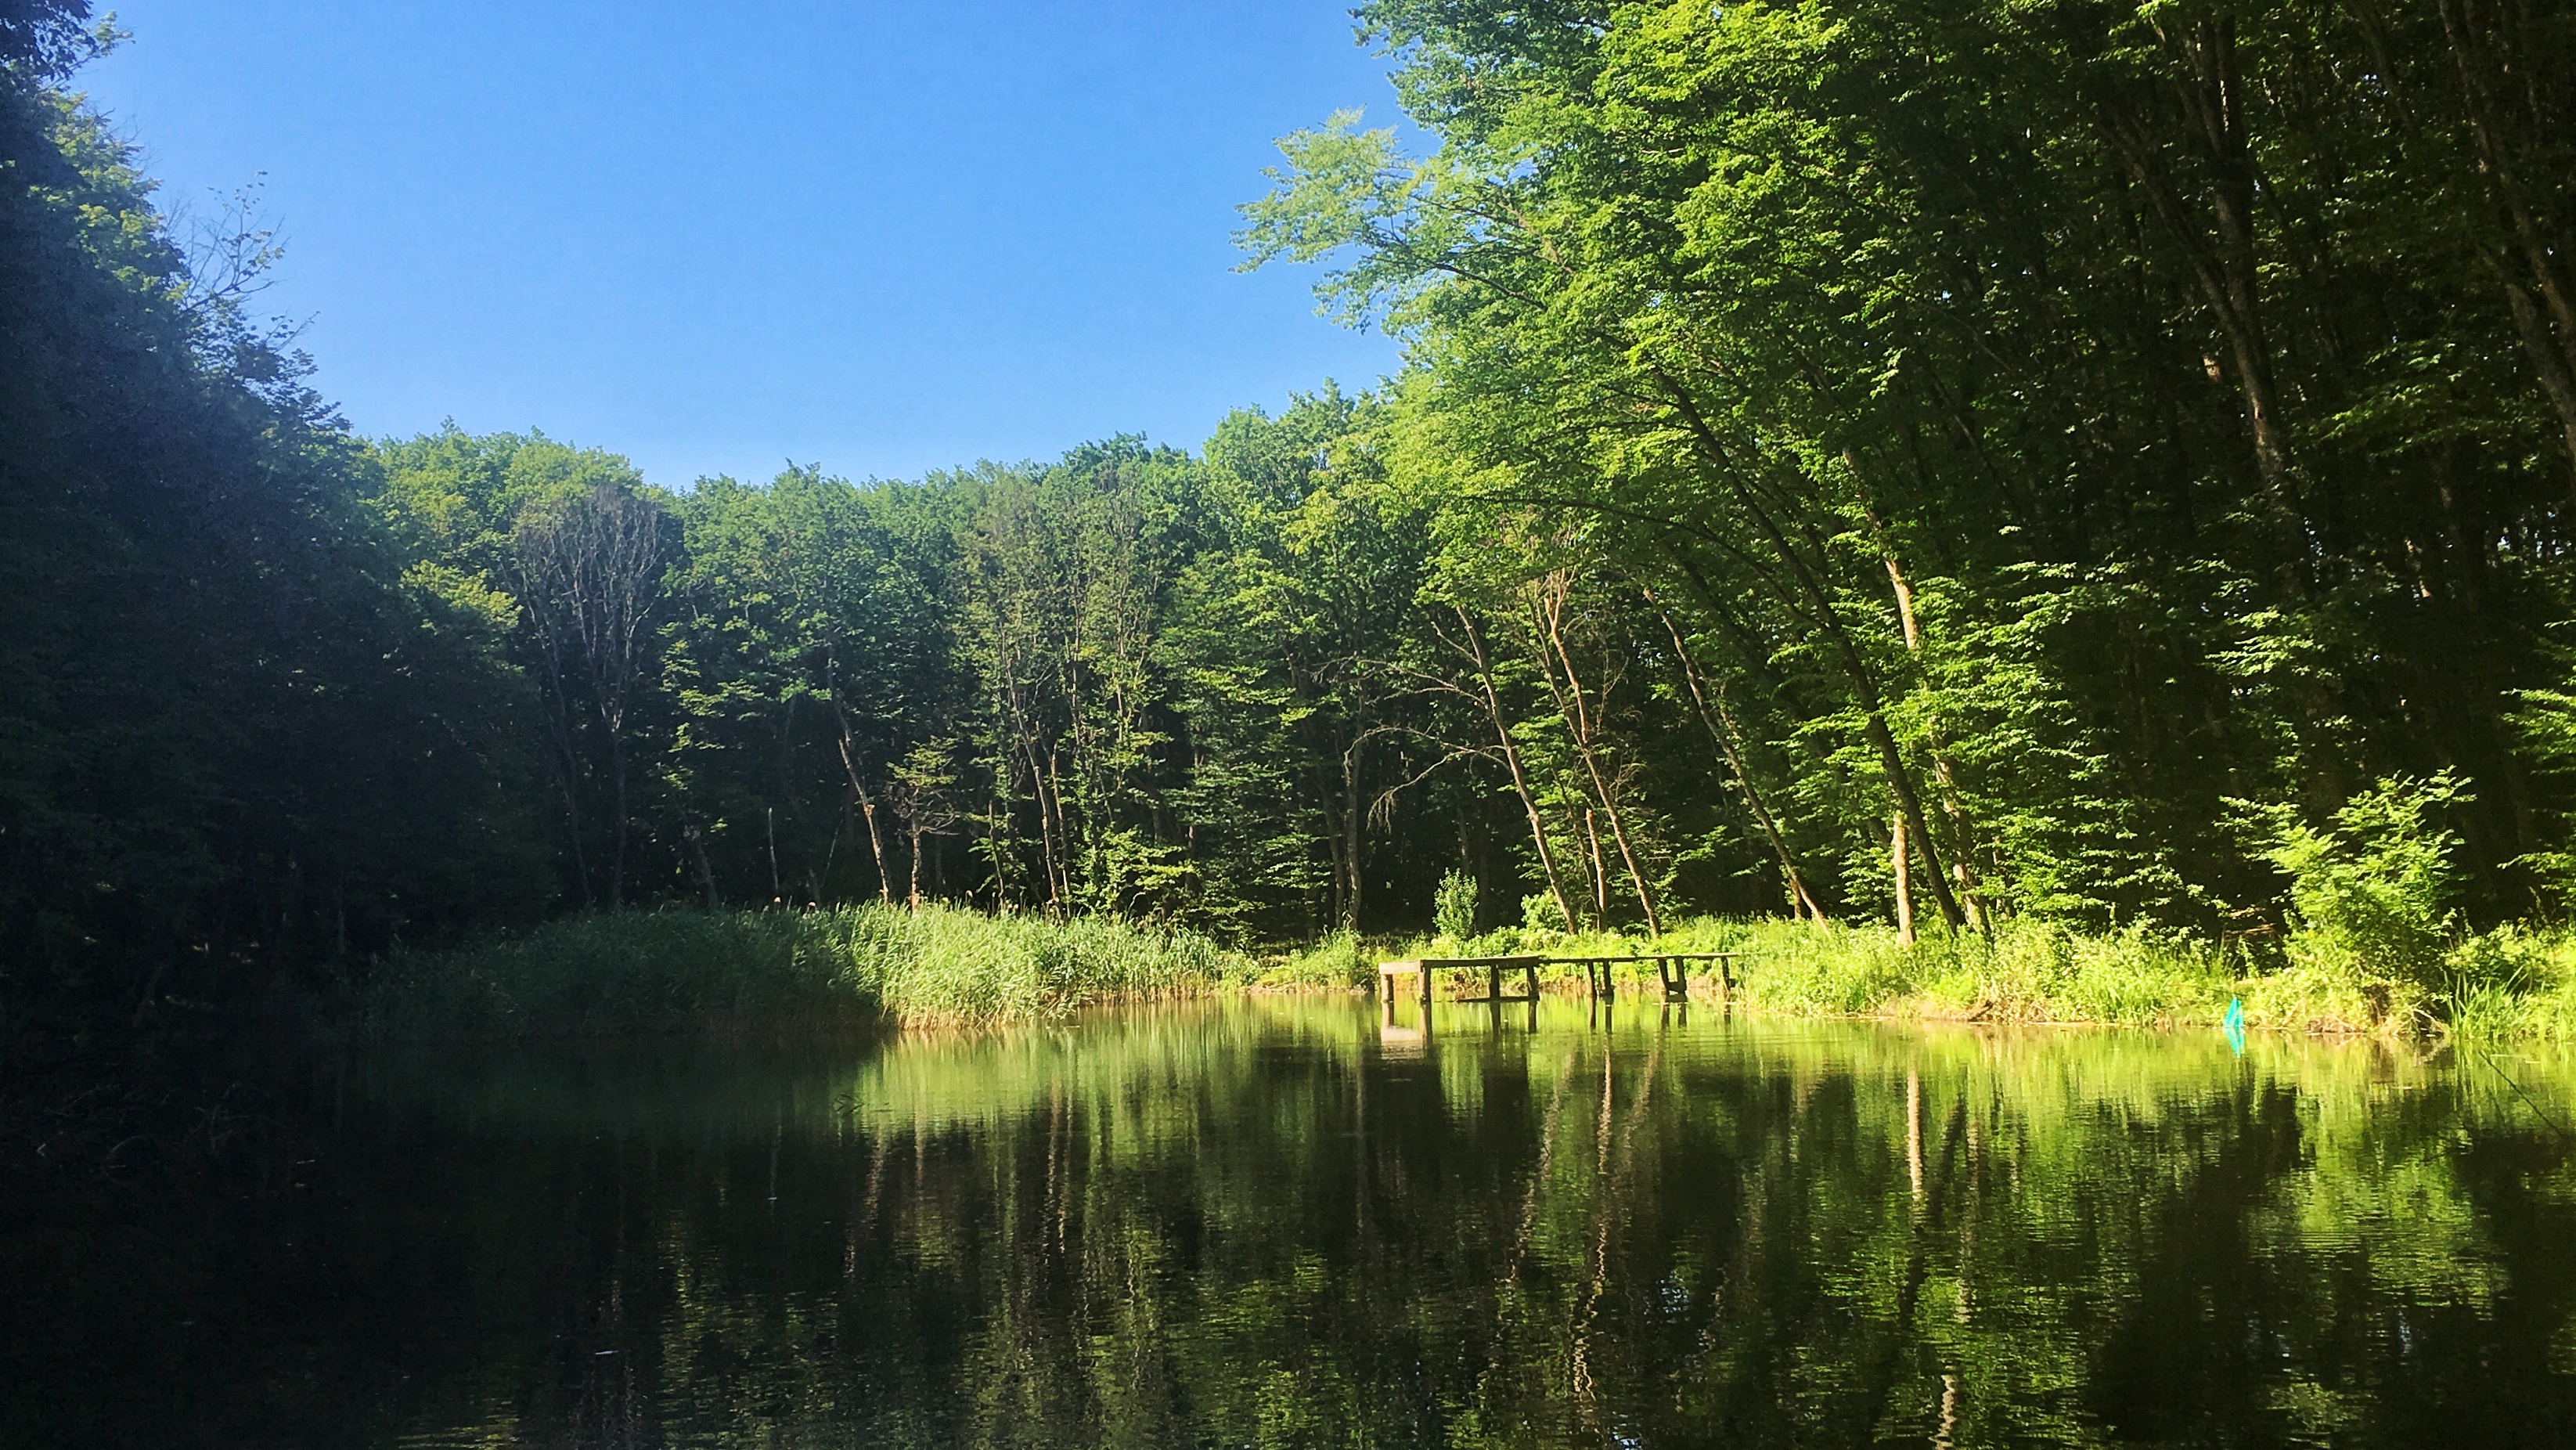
[332, 906, 2576, 1044]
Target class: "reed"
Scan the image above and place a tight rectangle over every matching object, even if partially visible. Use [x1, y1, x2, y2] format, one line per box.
[358, 902, 1250, 1038]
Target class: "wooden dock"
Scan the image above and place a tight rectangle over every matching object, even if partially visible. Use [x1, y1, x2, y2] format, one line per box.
[1376, 950, 1743, 1023]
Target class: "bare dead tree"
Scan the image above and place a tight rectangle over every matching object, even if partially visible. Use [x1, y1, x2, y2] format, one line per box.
[1526, 570, 1663, 936]
[515, 484, 670, 909]
[1447, 604, 1580, 932]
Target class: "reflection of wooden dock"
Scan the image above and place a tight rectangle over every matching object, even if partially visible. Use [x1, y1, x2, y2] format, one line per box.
[1375, 951, 1743, 1026]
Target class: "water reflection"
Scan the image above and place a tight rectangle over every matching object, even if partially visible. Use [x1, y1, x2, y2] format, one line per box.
[37, 999, 2576, 1445]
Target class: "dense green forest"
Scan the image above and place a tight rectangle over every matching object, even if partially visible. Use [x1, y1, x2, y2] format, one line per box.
[7, 0, 2576, 1031]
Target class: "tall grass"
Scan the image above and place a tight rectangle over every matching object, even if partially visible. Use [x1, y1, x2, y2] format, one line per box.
[815, 905, 1241, 1023]
[1255, 930, 1382, 989]
[1371, 908, 2576, 1038]
[357, 896, 2576, 1044]
[1382, 915, 2236, 1026]
[357, 902, 1249, 1039]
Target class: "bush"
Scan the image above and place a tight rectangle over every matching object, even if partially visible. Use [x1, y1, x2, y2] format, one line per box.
[2245, 772, 2468, 1029]
[1257, 931, 1379, 989]
[1432, 869, 1479, 944]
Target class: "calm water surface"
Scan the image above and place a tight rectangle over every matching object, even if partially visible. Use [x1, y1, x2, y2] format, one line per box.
[19, 996, 2576, 1446]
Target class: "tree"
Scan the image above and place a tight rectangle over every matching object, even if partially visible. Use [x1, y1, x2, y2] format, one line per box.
[513, 483, 672, 909]
[1241, 0, 2576, 932]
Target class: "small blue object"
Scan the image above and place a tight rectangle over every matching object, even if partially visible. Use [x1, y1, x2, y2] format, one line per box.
[2223, 996, 2246, 1056]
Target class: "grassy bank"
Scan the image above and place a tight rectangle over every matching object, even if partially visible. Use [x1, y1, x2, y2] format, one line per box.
[353, 896, 2576, 1042]
[1363, 914, 2576, 1039]
[355, 903, 1250, 1038]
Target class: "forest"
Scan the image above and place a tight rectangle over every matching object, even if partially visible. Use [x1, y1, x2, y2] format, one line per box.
[6, 0, 2576, 1035]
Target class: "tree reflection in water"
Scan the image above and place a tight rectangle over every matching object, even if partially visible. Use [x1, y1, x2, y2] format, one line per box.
[17, 1000, 2576, 1446]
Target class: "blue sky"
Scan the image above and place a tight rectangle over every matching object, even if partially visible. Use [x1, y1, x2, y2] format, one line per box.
[80, 2, 1407, 488]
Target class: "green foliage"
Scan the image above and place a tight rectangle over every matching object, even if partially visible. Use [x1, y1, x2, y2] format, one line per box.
[1364, 913, 2237, 1027]
[0, 54, 547, 1018]
[1258, 929, 1382, 990]
[818, 904, 1241, 1023]
[1698, 917, 2232, 1027]
[1431, 867, 1478, 942]
[1244, 0, 2576, 939]
[2245, 773, 2470, 1025]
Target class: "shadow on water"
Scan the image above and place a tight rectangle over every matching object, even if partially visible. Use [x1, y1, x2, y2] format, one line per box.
[9, 997, 2576, 1446]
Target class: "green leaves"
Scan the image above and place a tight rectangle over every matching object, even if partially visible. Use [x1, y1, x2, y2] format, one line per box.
[1234, 0, 2576, 935]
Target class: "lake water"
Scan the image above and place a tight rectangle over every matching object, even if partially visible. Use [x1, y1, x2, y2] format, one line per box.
[15, 995, 2576, 1446]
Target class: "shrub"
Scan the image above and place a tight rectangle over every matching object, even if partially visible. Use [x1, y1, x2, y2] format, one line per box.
[1432, 869, 1479, 944]
[1252, 931, 1387, 989]
[2246, 772, 2468, 1028]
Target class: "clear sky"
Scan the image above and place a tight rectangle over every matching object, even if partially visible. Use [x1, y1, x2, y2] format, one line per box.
[77, 2, 1406, 488]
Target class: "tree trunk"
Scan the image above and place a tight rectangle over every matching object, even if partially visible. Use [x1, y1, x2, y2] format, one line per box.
[1657, 603, 1826, 922]
[1585, 808, 1611, 925]
[1038, 745, 1071, 912]
[558, 767, 593, 911]
[2432, 0, 2576, 485]
[1655, 377, 1969, 929]
[1339, 737, 1366, 931]
[1460, 607, 1580, 932]
[2097, 27, 2311, 583]
[1879, 549, 1987, 929]
[1531, 579, 1663, 935]
[605, 730, 629, 909]
[833, 720, 895, 906]
[684, 822, 719, 910]
[1892, 810, 1917, 945]
[1864, 712, 1964, 932]
[531, 640, 593, 910]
